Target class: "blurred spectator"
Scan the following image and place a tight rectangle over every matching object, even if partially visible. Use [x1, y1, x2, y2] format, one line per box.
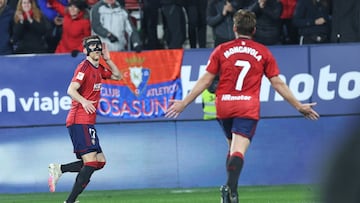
[12, 0, 50, 54]
[160, 0, 186, 49]
[0, 0, 14, 55]
[247, 0, 283, 45]
[320, 120, 360, 203]
[76, 0, 116, 8]
[293, 0, 331, 45]
[86, 0, 98, 7]
[279, 0, 299, 44]
[37, 0, 68, 52]
[141, 0, 163, 50]
[184, 0, 207, 48]
[91, 0, 142, 52]
[117, 0, 124, 7]
[207, 0, 250, 47]
[48, 0, 90, 54]
[330, 0, 360, 43]
[7, 0, 18, 10]
[85, 0, 123, 7]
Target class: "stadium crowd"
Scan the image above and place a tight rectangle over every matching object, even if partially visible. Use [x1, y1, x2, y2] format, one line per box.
[0, 0, 360, 55]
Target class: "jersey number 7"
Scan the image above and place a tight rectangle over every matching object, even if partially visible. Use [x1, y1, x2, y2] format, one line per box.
[235, 60, 251, 91]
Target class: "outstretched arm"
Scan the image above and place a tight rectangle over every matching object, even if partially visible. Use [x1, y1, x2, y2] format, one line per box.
[269, 76, 319, 120]
[166, 72, 216, 118]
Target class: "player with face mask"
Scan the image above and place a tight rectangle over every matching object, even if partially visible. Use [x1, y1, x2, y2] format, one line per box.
[48, 35, 121, 203]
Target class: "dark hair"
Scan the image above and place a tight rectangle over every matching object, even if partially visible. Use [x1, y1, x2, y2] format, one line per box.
[69, 0, 88, 10]
[233, 9, 256, 36]
[83, 35, 102, 47]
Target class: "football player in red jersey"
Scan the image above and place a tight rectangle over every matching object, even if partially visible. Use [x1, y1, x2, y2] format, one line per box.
[48, 35, 121, 203]
[166, 9, 319, 203]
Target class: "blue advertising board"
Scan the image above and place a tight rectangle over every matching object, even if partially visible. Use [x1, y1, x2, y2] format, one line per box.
[0, 115, 358, 193]
[1, 44, 359, 127]
[0, 44, 360, 193]
[0, 54, 81, 127]
[310, 44, 360, 114]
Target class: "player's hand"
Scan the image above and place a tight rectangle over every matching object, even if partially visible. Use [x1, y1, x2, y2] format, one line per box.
[102, 43, 110, 60]
[54, 16, 63, 25]
[108, 33, 119, 43]
[165, 99, 186, 118]
[298, 102, 319, 120]
[16, 11, 24, 22]
[134, 44, 142, 53]
[315, 17, 326, 25]
[82, 100, 97, 114]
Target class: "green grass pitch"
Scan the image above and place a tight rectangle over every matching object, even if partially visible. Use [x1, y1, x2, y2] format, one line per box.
[0, 184, 319, 203]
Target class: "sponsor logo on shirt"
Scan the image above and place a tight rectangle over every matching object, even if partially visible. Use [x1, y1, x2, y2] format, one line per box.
[221, 94, 252, 101]
[94, 83, 101, 91]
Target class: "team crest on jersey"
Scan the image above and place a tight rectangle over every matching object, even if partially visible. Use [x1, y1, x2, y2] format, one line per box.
[122, 56, 150, 96]
[76, 72, 85, 80]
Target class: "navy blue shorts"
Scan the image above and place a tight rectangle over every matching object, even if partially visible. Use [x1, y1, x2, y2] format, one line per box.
[217, 118, 258, 141]
[67, 124, 103, 159]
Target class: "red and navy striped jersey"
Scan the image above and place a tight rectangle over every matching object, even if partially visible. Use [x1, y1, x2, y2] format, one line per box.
[66, 60, 112, 126]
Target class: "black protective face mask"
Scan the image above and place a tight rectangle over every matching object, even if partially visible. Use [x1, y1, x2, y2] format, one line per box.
[85, 40, 102, 55]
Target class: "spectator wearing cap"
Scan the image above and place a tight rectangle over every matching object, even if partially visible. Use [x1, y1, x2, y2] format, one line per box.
[47, 0, 91, 53]
[0, 0, 14, 55]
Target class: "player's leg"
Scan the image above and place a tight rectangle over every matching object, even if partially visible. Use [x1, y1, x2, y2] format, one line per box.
[95, 152, 106, 170]
[48, 160, 83, 192]
[48, 125, 88, 193]
[226, 118, 258, 203]
[65, 124, 104, 203]
[48, 163, 62, 192]
[226, 134, 249, 203]
[217, 118, 232, 168]
[61, 160, 84, 172]
[66, 152, 98, 203]
[217, 118, 234, 203]
[219, 134, 249, 203]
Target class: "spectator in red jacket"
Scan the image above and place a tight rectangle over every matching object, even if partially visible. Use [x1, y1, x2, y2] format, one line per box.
[48, 0, 90, 54]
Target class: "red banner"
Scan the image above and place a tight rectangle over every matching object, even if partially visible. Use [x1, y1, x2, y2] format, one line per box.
[98, 49, 184, 119]
[102, 49, 183, 85]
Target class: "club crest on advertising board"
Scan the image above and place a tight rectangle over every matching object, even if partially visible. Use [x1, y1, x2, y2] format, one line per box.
[122, 56, 150, 96]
